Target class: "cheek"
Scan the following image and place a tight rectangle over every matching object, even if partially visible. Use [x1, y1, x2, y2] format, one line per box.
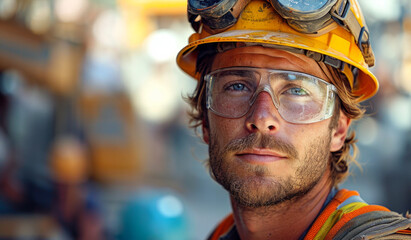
[208, 116, 246, 144]
[285, 122, 331, 151]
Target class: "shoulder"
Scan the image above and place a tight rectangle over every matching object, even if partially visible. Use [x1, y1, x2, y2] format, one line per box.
[334, 210, 411, 239]
[305, 189, 411, 240]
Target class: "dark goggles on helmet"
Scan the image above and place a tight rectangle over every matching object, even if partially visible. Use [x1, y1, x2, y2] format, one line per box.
[188, 0, 373, 66]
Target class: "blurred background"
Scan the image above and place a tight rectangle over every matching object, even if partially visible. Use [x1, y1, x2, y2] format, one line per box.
[0, 0, 410, 239]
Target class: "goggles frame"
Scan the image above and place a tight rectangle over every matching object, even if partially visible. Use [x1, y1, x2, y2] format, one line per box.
[188, 0, 250, 33]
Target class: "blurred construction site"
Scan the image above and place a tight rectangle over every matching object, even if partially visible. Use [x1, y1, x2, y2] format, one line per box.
[0, 0, 410, 239]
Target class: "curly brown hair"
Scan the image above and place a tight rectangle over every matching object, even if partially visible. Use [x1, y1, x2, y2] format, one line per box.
[185, 45, 365, 186]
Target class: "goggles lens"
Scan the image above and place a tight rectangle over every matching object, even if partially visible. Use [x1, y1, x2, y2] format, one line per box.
[205, 67, 337, 124]
[277, 0, 329, 12]
[189, 0, 224, 11]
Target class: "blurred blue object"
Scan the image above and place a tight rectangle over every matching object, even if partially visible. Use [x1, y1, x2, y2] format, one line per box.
[118, 188, 189, 240]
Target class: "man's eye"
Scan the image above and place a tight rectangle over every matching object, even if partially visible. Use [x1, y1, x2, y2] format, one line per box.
[285, 87, 308, 96]
[226, 83, 249, 91]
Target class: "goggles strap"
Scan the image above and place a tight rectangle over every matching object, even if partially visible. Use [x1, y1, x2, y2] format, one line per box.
[306, 50, 354, 89]
[331, 0, 375, 67]
[231, 0, 252, 21]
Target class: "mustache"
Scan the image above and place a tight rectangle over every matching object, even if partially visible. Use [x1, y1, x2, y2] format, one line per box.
[224, 133, 298, 159]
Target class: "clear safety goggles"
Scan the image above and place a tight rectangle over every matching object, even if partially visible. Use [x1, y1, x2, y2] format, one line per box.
[188, 0, 372, 63]
[204, 67, 337, 124]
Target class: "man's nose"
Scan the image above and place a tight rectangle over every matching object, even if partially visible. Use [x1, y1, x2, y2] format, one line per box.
[245, 91, 281, 133]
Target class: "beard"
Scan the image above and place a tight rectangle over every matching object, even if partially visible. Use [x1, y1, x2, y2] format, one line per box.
[209, 132, 331, 208]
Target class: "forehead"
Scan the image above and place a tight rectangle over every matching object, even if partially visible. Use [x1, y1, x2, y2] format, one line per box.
[211, 46, 329, 81]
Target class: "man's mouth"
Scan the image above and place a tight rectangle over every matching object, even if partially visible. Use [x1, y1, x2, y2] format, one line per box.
[236, 148, 287, 164]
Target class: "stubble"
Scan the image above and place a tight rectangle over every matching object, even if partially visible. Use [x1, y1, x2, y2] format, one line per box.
[209, 132, 331, 208]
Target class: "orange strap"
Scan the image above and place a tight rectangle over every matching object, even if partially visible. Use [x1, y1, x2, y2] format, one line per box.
[303, 189, 359, 240]
[209, 214, 235, 240]
[324, 205, 390, 240]
[397, 229, 411, 235]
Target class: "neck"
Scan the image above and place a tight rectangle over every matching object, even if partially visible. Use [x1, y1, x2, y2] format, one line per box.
[231, 171, 333, 240]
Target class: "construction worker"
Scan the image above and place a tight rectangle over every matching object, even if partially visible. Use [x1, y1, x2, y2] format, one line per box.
[176, 0, 411, 239]
[50, 136, 106, 240]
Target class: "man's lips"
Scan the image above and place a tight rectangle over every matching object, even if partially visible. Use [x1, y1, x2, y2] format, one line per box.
[235, 148, 287, 164]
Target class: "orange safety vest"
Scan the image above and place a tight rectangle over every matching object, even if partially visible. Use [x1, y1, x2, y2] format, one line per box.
[208, 189, 411, 240]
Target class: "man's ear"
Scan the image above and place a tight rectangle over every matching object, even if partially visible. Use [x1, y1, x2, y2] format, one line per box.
[202, 123, 210, 144]
[330, 111, 351, 152]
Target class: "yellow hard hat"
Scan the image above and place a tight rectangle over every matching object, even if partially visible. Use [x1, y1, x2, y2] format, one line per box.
[176, 0, 378, 101]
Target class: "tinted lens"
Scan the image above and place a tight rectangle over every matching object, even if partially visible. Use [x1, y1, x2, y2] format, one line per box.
[206, 68, 336, 123]
[188, 0, 224, 10]
[277, 0, 328, 12]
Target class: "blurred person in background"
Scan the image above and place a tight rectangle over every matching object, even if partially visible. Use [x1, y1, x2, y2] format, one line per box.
[176, 0, 411, 239]
[0, 72, 24, 213]
[0, 70, 56, 215]
[50, 136, 106, 240]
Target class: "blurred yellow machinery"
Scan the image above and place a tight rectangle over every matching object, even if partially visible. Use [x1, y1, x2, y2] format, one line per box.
[79, 93, 144, 183]
[0, 18, 84, 96]
[0, 0, 187, 185]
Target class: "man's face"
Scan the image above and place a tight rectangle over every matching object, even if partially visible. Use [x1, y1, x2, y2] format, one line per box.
[202, 46, 349, 208]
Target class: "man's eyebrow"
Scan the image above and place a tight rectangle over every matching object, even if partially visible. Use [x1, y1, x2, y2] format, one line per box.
[218, 70, 257, 79]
